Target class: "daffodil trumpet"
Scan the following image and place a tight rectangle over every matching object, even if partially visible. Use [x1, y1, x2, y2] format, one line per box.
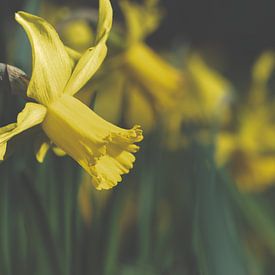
[0, 0, 143, 190]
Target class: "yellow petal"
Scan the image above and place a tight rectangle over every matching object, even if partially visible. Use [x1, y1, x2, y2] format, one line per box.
[0, 124, 17, 134]
[35, 136, 67, 162]
[120, 0, 161, 44]
[36, 141, 50, 163]
[15, 12, 74, 105]
[215, 132, 236, 165]
[187, 53, 232, 117]
[0, 103, 47, 160]
[66, 47, 81, 64]
[124, 43, 183, 109]
[250, 51, 275, 104]
[52, 146, 66, 156]
[96, 0, 113, 43]
[64, 0, 113, 96]
[42, 94, 143, 190]
[252, 51, 275, 86]
[34, 132, 53, 163]
[235, 155, 275, 192]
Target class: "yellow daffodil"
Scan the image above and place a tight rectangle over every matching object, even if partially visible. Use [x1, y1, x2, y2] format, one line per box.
[216, 51, 275, 192]
[216, 107, 275, 192]
[0, 0, 143, 190]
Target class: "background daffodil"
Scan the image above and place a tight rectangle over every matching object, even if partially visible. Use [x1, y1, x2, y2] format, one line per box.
[0, 0, 143, 190]
[216, 51, 275, 192]
[39, 1, 96, 53]
[164, 51, 233, 150]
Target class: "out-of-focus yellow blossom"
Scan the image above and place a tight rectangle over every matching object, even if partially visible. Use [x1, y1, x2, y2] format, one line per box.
[250, 51, 275, 104]
[252, 51, 275, 87]
[59, 19, 94, 52]
[82, 0, 184, 133]
[186, 53, 233, 122]
[216, 51, 275, 192]
[40, 1, 95, 52]
[164, 52, 233, 150]
[121, 0, 161, 45]
[0, 0, 143, 190]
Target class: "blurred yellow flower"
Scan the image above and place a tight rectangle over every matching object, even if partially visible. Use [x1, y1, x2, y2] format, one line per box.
[0, 0, 143, 190]
[59, 19, 94, 52]
[164, 52, 233, 150]
[186, 53, 233, 121]
[87, 0, 184, 133]
[40, 1, 95, 52]
[216, 51, 275, 192]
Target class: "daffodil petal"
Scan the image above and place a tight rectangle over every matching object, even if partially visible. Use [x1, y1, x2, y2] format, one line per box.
[64, 0, 113, 96]
[252, 51, 275, 85]
[0, 124, 17, 134]
[15, 12, 74, 105]
[42, 94, 143, 190]
[120, 0, 144, 43]
[0, 103, 47, 160]
[35, 135, 67, 163]
[95, 0, 113, 43]
[124, 43, 183, 109]
[120, 0, 161, 44]
[66, 46, 81, 64]
[187, 53, 232, 116]
[52, 146, 66, 156]
[250, 51, 275, 104]
[36, 141, 50, 163]
[215, 132, 236, 165]
[236, 156, 275, 192]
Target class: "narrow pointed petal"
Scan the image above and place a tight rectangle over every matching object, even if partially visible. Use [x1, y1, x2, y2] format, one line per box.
[36, 141, 50, 163]
[35, 134, 67, 163]
[42, 94, 143, 190]
[0, 103, 47, 160]
[64, 0, 113, 96]
[252, 51, 275, 86]
[15, 12, 74, 105]
[35, 139, 66, 163]
[95, 0, 113, 43]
